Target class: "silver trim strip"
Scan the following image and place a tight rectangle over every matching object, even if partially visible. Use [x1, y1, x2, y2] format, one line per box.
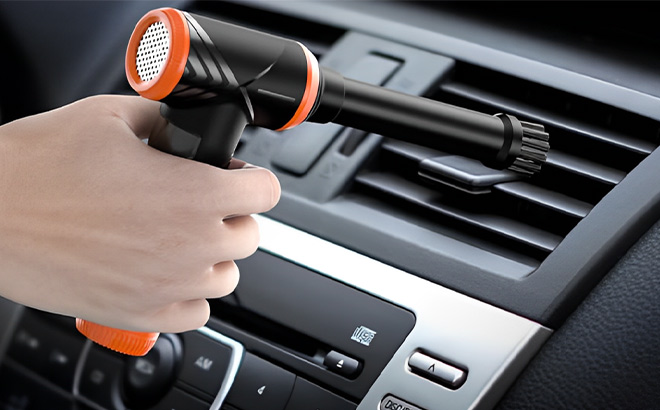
[198, 326, 244, 410]
[254, 214, 551, 410]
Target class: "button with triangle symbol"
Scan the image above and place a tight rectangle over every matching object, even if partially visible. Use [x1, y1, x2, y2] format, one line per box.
[407, 351, 467, 389]
[225, 352, 295, 410]
[323, 350, 361, 378]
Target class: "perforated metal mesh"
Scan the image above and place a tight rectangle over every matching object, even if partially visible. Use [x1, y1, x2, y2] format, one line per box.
[136, 21, 170, 82]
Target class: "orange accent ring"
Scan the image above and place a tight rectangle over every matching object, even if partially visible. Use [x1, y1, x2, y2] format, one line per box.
[276, 43, 320, 131]
[125, 8, 190, 101]
[76, 319, 159, 356]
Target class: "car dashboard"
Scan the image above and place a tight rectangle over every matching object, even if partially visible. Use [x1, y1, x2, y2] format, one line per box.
[1, 2, 660, 410]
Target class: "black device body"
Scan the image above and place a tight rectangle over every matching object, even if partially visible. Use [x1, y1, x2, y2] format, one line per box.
[141, 10, 547, 174]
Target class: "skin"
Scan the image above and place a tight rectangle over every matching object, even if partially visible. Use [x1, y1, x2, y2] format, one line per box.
[0, 94, 280, 333]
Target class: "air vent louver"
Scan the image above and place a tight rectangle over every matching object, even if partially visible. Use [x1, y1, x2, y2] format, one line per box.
[351, 62, 660, 266]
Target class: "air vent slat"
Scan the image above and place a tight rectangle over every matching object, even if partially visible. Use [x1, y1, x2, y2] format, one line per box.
[356, 172, 562, 253]
[441, 83, 656, 155]
[495, 181, 592, 218]
[381, 139, 442, 162]
[546, 151, 625, 185]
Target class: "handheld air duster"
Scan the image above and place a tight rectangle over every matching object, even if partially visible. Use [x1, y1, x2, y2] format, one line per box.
[76, 7, 550, 356]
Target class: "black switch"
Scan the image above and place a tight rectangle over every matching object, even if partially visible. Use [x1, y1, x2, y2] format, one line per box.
[122, 333, 182, 408]
[323, 350, 361, 379]
[284, 377, 356, 410]
[78, 344, 125, 410]
[225, 353, 295, 410]
[7, 310, 84, 392]
[151, 387, 210, 410]
[178, 330, 233, 399]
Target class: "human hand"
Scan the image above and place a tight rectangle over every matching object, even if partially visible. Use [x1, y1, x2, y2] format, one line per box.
[0, 94, 280, 333]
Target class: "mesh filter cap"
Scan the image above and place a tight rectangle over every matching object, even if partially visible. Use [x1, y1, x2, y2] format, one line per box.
[136, 21, 170, 82]
[126, 8, 190, 101]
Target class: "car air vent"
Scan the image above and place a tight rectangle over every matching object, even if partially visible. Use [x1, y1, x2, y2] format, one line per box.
[351, 61, 660, 266]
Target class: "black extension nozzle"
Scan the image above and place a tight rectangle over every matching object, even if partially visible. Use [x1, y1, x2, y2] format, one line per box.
[309, 68, 549, 175]
[125, 7, 550, 175]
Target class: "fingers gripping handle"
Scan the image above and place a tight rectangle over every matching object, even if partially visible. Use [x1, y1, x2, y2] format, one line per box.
[75, 7, 260, 356]
[75, 105, 248, 357]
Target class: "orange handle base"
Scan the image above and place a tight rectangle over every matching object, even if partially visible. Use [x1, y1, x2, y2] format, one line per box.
[76, 319, 159, 356]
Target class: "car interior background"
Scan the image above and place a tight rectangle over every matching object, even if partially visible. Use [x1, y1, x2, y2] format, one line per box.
[1, 2, 659, 410]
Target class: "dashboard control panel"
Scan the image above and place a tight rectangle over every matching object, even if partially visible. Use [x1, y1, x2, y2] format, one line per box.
[0, 216, 550, 410]
[0, 307, 357, 410]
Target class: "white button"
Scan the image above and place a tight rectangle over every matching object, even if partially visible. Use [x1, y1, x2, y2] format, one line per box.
[408, 352, 467, 389]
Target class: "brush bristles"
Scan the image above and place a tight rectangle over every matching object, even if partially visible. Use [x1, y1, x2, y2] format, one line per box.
[508, 121, 550, 176]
